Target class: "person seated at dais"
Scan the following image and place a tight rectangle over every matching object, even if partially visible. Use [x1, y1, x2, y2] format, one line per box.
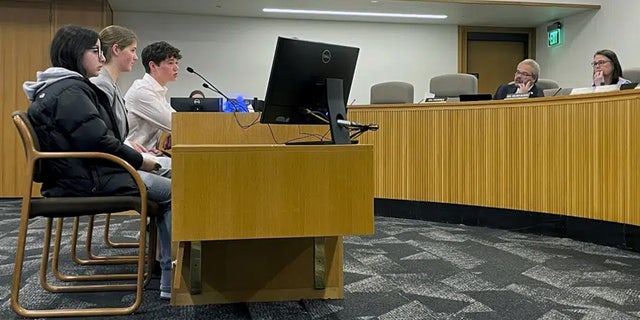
[591, 49, 632, 86]
[494, 59, 544, 100]
[189, 89, 205, 99]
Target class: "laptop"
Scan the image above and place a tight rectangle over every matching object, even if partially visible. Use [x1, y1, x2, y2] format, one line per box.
[170, 97, 223, 112]
[459, 94, 493, 102]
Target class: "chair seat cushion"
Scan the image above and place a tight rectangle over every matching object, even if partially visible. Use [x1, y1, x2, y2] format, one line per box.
[29, 196, 162, 218]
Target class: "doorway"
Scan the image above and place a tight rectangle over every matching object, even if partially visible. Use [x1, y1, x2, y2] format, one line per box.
[459, 27, 536, 95]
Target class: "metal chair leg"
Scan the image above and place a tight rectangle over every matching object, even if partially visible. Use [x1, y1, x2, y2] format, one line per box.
[71, 216, 139, 265]
[49, 218, 152, 287]
[104, 213, 138, 248]
[70, 216, 137, 265]
[11, 217, 144, 318]
[68, 216, 157, 287]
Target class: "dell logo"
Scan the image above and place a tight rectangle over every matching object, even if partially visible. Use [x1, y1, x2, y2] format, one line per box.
[321, 50, 331, 64]
[193, 99, 201, 104]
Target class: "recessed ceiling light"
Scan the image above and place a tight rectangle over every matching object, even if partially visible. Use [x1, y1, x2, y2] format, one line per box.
[263, 8, 447, 20]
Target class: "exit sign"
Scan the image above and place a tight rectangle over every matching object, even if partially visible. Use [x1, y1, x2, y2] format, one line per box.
[547, 22, 563, 47]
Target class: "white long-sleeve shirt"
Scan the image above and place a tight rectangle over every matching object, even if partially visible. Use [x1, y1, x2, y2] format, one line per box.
[124, 73, 175, 150]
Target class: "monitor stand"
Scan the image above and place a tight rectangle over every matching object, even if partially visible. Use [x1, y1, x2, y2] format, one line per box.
[284, 78, 351, 146]
[326, 78, 351, 145]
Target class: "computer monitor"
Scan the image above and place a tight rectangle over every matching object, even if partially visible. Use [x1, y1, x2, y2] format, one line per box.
[170, 97, 223, 112]
[260, 37, 360, 144]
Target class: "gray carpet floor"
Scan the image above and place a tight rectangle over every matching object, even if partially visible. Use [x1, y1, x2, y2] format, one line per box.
[1, 199, 640, 319]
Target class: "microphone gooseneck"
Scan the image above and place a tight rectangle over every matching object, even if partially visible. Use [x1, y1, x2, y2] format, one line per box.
[336, 119, 379, 131]
[186, 66, 242, 111]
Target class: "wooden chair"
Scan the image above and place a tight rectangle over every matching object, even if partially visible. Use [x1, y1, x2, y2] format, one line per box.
[11, 111, 158, 317]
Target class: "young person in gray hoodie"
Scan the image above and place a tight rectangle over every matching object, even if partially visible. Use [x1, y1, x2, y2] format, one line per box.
[23, 25, 173, 300]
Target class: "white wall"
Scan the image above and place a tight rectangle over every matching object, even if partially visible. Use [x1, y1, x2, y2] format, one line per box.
[115, 12, 458, 104]
[536, 1, 640, 88]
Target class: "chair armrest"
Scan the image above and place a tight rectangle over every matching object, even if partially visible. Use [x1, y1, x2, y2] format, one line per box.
[33, 151, 147, 201]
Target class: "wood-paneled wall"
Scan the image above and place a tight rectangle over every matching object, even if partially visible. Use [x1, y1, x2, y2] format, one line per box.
[348, 91, 640, 226]
[0, 0, 112, 197]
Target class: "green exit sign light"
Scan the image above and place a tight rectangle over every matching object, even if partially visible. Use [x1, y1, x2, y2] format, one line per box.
[547, 22, 563, 47]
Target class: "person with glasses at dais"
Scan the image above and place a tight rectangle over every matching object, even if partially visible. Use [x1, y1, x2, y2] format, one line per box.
[591, 49, 631, 86]
[494, 59, 544, 100]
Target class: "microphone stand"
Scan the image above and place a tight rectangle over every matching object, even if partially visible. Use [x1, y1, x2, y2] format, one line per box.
[187, 67, 243, 112]
[336, 119, 379, 139]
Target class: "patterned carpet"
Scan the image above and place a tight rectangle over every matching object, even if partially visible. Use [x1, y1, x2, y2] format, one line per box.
[1, 199, 640, 319]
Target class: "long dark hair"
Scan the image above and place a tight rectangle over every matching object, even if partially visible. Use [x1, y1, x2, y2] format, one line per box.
[594, 49, 624, 84]
[50, 25, 100, 77]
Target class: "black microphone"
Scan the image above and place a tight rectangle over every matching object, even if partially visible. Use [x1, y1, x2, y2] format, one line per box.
[336, 119, 379, 131]
[187, 66, 242, 111]
[551, 87, 563, 97]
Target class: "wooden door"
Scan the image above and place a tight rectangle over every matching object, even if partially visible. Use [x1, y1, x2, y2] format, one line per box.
[468, 41, 525, 95]
[0, 1, 51, 197]
[459, 27, 535, 96]
[0, 0, 113, 197]
[52, 0, 109, 32]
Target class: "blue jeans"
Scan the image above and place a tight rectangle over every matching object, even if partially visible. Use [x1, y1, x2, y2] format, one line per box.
[139, 164, 172, 294]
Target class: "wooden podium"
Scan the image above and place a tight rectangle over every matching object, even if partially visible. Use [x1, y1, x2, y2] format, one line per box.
[170, 113, 374, 305]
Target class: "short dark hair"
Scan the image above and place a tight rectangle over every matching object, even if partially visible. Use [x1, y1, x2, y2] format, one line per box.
[141, 41, 182, 74]
[594, 49, 624, 84]
[189, 90, 205, 98]
[50, 25, 99, 77]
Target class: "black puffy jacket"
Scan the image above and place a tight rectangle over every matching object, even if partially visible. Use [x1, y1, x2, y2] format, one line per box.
[27, 76, 143, 197]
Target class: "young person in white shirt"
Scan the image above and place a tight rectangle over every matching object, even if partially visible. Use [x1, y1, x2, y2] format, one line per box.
[124, 41, 181, 151]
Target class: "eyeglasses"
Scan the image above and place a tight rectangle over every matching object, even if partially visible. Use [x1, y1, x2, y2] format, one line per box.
[590, 60, 611, 67]
[89, 46, 105, 61]
[515, 70, 534, 77]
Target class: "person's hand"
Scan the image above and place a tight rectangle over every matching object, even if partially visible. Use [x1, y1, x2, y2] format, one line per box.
[515, 81, 533, 94]
[147, 148, 165, 157]
[130, 141, 148, 153]
[140, 158, 161, 172]
[593, 70, 605, 86]
[163, 134, 172, 150]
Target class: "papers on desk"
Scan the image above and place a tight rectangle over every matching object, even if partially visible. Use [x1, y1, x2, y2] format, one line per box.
[570, 83, 640, 95]
[569, 87, 596, 95]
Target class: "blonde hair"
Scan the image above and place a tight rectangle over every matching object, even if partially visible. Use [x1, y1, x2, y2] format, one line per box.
[99, 25, 137, 62]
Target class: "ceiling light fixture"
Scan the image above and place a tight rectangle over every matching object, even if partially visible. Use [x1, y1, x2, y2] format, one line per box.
[263, 8, 447, 20]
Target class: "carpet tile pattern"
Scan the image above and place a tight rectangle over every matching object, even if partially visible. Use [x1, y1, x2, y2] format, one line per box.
[1, 199, 640, 319]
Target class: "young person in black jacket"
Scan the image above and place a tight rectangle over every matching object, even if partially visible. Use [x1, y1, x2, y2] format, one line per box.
[23, 25, 173, 300]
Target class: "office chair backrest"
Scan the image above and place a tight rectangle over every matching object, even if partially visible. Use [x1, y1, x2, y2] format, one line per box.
[370, 81, 414, 104]
[535, 78, 560, 90]
[623, 68, 640, 83]
[429, 73, 478, 98]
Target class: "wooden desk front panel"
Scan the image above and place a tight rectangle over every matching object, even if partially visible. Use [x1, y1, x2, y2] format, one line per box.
[348, 91, 640, 225]
[172, 144, 374, 241]
[172, 112, 330, 145]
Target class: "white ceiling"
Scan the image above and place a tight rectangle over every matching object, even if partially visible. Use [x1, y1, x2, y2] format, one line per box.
[107, 0, 600, 28]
